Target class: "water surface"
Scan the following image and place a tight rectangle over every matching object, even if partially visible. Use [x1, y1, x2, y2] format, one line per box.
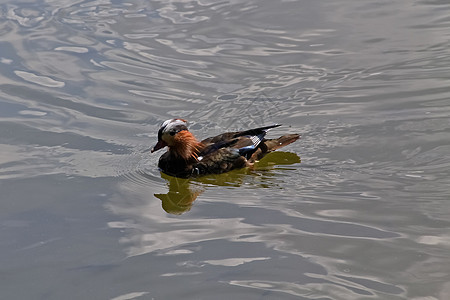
[1, 0, 450, 299]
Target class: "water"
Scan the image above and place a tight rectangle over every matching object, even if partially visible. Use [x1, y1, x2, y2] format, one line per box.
[1, 0, 450, 299]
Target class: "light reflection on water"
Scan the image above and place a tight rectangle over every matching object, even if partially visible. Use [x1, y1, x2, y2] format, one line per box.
[1, 0, 450, 299]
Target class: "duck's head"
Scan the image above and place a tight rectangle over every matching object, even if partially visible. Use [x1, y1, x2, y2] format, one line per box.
[151, 118, 189, 153]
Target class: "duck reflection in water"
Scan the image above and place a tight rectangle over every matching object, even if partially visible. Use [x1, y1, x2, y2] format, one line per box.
[154, 151, 301, 214]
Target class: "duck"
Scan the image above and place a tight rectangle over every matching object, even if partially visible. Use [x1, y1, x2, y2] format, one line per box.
[151, 118, 300, 178]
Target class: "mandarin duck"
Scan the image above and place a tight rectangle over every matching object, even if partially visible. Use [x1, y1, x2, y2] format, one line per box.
[151, 119, 300, 178]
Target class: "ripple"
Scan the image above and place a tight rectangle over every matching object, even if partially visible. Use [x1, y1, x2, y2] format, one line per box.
[228, 275, 404, 299]
[18, 110, 47, 116]
[204, 257, 270, 267]
[5, 4, 47, 27]
[54, 46, 89, 53]
[14, 70, 65, 87]
[157, 4, 209, 24]
[110, 292, 149, 300]
[2, 0, 450, 299]
[116, 159, 163, 188]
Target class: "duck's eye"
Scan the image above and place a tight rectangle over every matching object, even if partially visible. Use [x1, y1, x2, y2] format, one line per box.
[169, 130, 176, 136]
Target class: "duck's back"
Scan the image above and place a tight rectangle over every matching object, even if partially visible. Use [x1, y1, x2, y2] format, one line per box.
[200, 124, 281, 145]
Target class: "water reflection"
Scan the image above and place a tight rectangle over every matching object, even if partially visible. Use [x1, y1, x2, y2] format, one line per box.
[154, 173, 203, 215]
[154, 151, 301, 214]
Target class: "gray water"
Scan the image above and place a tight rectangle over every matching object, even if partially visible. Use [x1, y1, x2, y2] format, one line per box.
[1, 0, 450, 299]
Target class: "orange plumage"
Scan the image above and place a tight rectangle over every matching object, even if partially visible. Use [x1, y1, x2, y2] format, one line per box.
[172, 130, 203, 161]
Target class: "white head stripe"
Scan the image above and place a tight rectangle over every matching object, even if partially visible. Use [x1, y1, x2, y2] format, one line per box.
[161, 119, 172, 128]
[161, 119, 188, 133]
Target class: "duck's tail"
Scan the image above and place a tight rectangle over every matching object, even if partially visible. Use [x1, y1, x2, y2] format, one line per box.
[249, 133, 300, 162]
[265, 134, 300, 151]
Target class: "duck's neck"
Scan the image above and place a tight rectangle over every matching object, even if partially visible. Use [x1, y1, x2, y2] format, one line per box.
[170, 130, 203, 161]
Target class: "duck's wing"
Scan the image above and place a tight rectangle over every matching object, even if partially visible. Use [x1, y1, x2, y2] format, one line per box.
[199, 124, 281, 159]
[201, 124, 281, 145]
[192, 148, 248, 175]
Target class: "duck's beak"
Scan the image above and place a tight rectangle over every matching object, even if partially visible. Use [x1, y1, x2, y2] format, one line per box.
[151, 140, 167, 153]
